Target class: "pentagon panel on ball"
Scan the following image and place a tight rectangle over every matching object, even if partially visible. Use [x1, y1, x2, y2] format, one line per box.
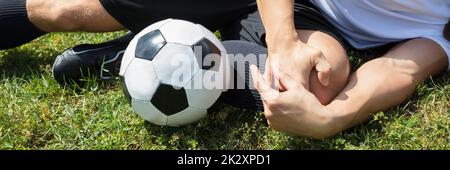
[119, 19, 170, 76]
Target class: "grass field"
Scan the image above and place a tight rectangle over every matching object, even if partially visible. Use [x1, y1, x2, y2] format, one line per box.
[0, 32, 449, 150]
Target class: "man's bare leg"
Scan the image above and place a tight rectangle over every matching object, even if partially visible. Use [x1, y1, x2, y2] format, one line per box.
[297, 30, 350, 105]
[326, 38, 448, 136]
[27, 0, 124, 32]
[0, 0, 125, 49]
[225, 29, 350, 111]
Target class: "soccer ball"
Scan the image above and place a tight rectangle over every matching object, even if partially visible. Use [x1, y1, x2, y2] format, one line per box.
[120, 19, 230, 127]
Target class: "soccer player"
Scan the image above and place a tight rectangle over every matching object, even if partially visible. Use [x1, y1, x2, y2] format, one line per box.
[0, 0, 448, 139]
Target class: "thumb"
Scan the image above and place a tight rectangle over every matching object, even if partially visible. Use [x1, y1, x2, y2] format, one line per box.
[279, 71, 299, 90]
[250, 65, 280, 101]
[314, 57, 331, 86]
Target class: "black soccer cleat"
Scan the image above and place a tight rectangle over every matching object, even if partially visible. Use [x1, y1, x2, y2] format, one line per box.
[52, 32, 134, 86]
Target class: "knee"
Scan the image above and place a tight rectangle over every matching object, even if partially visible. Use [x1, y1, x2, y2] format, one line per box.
[310, 56, 351, 105]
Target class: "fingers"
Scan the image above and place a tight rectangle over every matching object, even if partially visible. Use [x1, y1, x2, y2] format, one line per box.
[262, 104, 276, 129]
[264, 57, 273, 86]
[279, 71, 298, 90]
[250, 65, 280, 101]
[270, 58, 282, 90]
[265, 57, 282, 90]
[314, 56, 332, 86]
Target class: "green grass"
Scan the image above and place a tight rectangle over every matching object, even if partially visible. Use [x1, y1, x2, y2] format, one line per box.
[0, 32, 449, 150]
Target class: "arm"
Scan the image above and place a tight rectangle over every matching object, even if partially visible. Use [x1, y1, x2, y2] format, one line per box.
[257, 0, 297, 49]
[251, 38, 448, 139]
[256, 0, 331, 90]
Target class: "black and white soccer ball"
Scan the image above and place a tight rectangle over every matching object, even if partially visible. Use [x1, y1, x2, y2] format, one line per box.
[120, 19, 230, 127]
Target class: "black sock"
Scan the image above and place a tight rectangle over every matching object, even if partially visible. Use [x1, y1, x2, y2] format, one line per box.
[222, 40, 268, 112]
[0, 0, 46, 50]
